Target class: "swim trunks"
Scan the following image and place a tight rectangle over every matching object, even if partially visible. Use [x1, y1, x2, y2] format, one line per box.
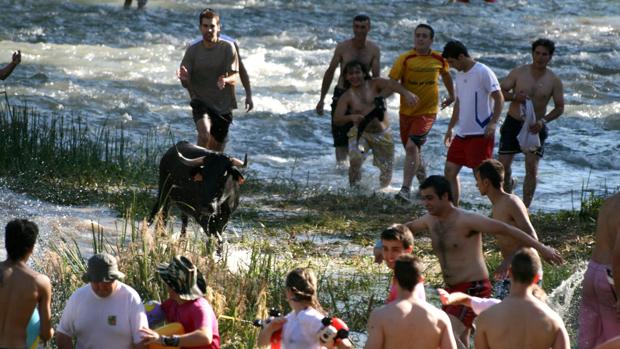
[493, 269, 543, 300]
[442, 279, 492, 329]
[331, 86, 353, 147]
[399, 114, 436, 147]
[446, 135, 494, 169]
[578, 260, 620, 349]
[347, 127, 394, 176]
[191, 99, 233, 144]
[498, 113, 548, 157]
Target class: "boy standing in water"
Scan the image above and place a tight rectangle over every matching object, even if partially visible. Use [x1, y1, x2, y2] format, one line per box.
[498, 38, 564, 208]
[333, 61, 417, 189]
[0, 219, 53, 348]
[316, 15, 381, 167]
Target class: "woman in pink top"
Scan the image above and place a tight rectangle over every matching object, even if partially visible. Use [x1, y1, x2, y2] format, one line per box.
[140, 256, 220, 349]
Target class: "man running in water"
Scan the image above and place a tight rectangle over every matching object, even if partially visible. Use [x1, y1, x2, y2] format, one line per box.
[316, 15, 381, 166]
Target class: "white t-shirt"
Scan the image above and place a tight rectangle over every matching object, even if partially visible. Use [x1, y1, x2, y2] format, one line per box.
[57, 282, 148, 349]
[454, 62, 500, 136]
[281, 307, 324, 349]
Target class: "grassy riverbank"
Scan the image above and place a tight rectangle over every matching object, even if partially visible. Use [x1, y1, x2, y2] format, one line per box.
[0, 104, 610, 347]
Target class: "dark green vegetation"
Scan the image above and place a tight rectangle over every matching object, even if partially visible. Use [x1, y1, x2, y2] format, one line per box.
[1, 104, 611, 348]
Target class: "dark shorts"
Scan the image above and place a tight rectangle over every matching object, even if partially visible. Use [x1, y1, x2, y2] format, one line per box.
[190, 99, 233, 144]
[498, 113, 548, 157]
[442, 279, 492, 329]
[331, 86, 353, 147]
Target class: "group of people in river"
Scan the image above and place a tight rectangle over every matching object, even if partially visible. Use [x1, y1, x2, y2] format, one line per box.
[0, 5, 619, 349]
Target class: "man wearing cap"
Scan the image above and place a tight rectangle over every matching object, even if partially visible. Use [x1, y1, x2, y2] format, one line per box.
[140, 255, 220, 349]
[56, 253, 148, 349]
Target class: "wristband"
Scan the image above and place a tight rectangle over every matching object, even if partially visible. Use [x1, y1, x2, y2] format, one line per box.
[161, 335, 180, 346]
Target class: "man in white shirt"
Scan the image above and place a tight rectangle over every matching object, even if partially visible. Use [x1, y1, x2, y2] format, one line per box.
[441, 40, 504, 206]
[56, 253, 148, 349]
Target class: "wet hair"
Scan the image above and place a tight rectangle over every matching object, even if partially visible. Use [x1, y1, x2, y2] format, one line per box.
[415, 24, 434, 39]
[5, 219, 38, 261]
[532, 38, 555, 56]
[442, 40, 469, 59]
[419, 175, 453, 202]
[199, 8, 220, 25]
[381, 224, 414, 250]
[511, 248, 542, 285]
[285, 268, 324, 313]
[353, 14, 370, 24]
[342, 60, 371, 89]
[394, 255, 423, 292]
[475, 159, 505, 190]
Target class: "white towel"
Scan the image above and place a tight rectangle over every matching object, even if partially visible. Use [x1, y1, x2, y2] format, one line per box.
[516, 99, 541, 152]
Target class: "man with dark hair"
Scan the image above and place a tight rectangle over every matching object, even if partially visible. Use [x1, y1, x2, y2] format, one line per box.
[474, 248, 570, 349]
[406, 175, 562, 347]
[57, 253, 148, 349]
[390, 24, 455, 202]
[365, 255, 457, 349]
[316, 14, 381, 166]
[579, 192, 620, 349]
[334, 61, 417, 188]
[0, 219, 53, 348]
[474, 159, 541, 299]
[441, 40, 504, 206]
[179, 8, 239, 151]
[498, 38, 564, 208]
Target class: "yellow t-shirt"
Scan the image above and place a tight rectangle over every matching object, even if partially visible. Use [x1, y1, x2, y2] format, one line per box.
[389, 49, 449, 117]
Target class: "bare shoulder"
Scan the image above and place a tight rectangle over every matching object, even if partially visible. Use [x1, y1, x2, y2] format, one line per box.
[35, 272, 51, 288]
[510, 64, 530, 78]
[367, 40, 381, 53]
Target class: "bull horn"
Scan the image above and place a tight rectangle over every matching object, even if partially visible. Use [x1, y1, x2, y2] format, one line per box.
[242, 153, 248, 168]
[229, 154, 248, 167]
[178, 152, 205, 167]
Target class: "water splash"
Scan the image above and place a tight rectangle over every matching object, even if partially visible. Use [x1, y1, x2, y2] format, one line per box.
[548, 261, 587, 346]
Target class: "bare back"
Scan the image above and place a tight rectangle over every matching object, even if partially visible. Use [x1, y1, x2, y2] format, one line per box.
[475, 296, 569, 349]
[591, 193, 620, 265]
[366, 299, 456, 349]
[503, 64, 561, 120]
[422, 210, 488, 286]
[491, 193, 538, 260]
[0, 261, 50, 348]
[335, 39, 381, 87]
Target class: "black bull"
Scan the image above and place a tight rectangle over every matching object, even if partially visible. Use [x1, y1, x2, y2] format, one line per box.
[148, 141, 245, 244]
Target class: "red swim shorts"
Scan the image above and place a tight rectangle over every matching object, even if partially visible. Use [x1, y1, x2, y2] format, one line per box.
[399, 114, 436, 147]
[442, 279, 492, 329]
[446, 135, 494, 169]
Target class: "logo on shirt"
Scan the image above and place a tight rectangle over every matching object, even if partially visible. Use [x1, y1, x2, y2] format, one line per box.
[108, 315, 117, 326]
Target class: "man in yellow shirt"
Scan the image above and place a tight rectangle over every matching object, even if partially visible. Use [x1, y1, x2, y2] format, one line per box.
[390, 24, 455, 201]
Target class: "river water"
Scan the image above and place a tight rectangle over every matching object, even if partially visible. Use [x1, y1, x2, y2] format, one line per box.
[0, 0, 618, 342]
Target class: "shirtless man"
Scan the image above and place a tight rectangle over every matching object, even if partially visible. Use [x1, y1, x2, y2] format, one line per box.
[365, 255, 457, 349]
[0, 219, 53, 348]
[474, 248, 570, 349]
[579, 192, 620, 349]
[334, 61, 417, 188]
[474, 159, 541, 299]
[405, 175, 562, 346]
[498, 38, 564, 208]
[316, 15, 381, 166]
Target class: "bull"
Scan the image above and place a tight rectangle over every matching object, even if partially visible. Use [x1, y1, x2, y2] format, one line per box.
[148, 141, 246, 246]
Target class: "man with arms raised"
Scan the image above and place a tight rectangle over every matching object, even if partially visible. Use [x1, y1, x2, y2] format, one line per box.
[316, 15, 380, 166]
[390, 24, 454, 201]
[334, 61, 417, 188]
[442, 40, 504, 206]
[179, 8, 238, 151]
[406, 175, 562, 346]
[0, 219, 53, 349]
[475, 159, 541, 299]
[475, 248, 569, 349]
[365, 255, 456, 349]
[579, 192, 620, 349]
[498, 39, 564, 208]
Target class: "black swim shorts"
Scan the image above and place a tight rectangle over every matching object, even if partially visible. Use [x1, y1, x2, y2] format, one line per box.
[190, 99, 233, 144]
[498, 113, 548, 157]
[330, 86, 353, 147]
